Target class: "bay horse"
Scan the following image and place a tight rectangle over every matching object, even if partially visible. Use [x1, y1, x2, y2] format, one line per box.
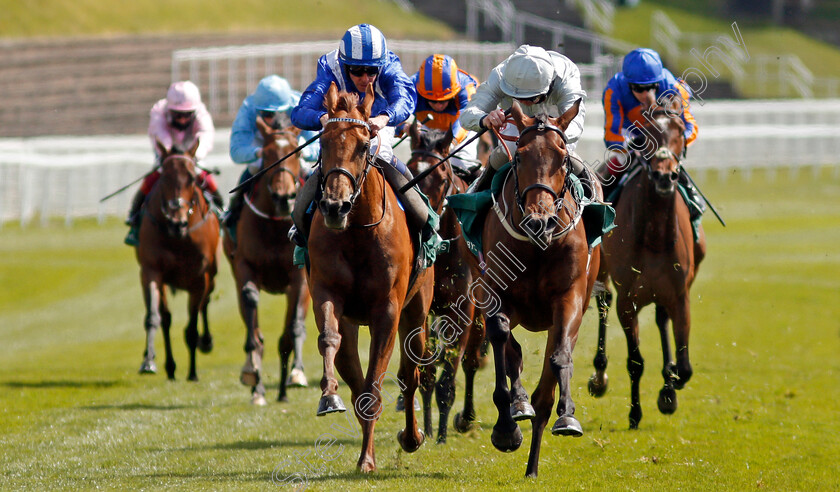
[136, 139, 219, 381]
[588, 102, 706, 429]
[308, 82, 435, 472]
[406, 122, 486, 443]
[479, 100, 600, 478]
[223, 119, 311, 406]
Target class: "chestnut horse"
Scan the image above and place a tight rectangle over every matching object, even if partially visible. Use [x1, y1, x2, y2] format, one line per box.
[588, 104, 706, 429]
[223, 119, 311, 405]
[307, 82, 434, 472]
[479, 101, 600, 478]
[136, 140, 219, 380]
[406, 122, 486, 443]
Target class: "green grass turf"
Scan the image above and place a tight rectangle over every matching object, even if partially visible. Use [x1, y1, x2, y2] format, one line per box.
[0, 0, 455, 40]
[1, 166, 839, 490]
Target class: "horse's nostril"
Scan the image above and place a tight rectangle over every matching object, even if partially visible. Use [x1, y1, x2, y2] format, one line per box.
[339, 201, 352, 216]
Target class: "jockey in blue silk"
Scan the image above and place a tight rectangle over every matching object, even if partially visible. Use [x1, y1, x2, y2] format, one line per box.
[599, 48, 705, 222]
[407, 54, 481, 174]
[290, 23, 434, 245]
[223, 75, 319, 240]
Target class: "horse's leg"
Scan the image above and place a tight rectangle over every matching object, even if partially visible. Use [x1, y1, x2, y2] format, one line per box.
[506, 332, 535, 421]
[313, 289, 346, 415]
[616, 295, 644, 429]
[656, 304, 678, 414]
[671, 296, 693, 390]
[183, 284, 204, 382]
[549, 293, 584, 438]
[237, 272, 266, 403]
[198, 277, 214, 353]
[281, 276, 310, 401]
[453, 314, 484, 433]
[589, 277, 612, 397]
[396, 292, 429, 454]
[357, 301, 402, 473]
[525, 330, 559, 478]
[139, 273, 162, 375]
[486, 310, 523, 452]
[159, 285, 177, 380]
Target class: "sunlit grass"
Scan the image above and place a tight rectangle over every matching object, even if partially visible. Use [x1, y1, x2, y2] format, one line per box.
[0, 167, 838, 490]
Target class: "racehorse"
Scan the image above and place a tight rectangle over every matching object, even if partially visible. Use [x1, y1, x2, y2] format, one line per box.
[136, 139, 219, 381]
[588, 102, 706, 429]
[406, 122, 486, 443]
[479, 100, 600, 478]
[307, 82, 435, 472]
[223, 119, 311, 406]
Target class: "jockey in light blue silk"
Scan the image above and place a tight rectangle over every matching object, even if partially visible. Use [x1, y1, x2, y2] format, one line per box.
[224, 75, 320, 238]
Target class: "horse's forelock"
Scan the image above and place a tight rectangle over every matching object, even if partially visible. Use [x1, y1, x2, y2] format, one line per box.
[336, 92, 361, 115]
[418, 127, 447, 152]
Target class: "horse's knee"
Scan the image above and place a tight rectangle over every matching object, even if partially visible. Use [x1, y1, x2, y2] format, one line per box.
[144, 311, 161, 330]
[241, 283, 259, 309]
[486, 314, 510, 346]
[184, 326, 199, 348]
[290, 318, 306, 338]
[627, 354, 644, 381]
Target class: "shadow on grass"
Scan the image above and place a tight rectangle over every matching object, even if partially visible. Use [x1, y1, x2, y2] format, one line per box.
[305, 470, 451, 483]
[81, 403, 195, 411]
[2, 379, 123, 389]
[140, 471, 270, 482]
[209, 438, 359, 450]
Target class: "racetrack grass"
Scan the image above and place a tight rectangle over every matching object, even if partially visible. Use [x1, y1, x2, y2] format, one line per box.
[1, 166, 839, 490]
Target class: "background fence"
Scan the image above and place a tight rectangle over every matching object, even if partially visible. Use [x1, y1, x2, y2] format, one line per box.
[2, 97, 839, 226]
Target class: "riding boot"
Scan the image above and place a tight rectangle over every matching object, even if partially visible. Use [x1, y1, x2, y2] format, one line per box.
[289, 172, 321, 247]
[124, 189, 146, 246]
[378, 155, 432, 240]
[678, 168, 706, 222]
[466, 165, 497, 193]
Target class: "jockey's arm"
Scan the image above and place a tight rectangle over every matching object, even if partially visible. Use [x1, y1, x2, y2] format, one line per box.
[229, 102, 260, 164]
[192, 107, 215, 161]
[291, 58, 334, 131]
[460, 68, 506, 132]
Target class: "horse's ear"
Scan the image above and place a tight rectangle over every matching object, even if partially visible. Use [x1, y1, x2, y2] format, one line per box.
[408, 119, 421, 148]
[155, 138, 168, 158]
[441, 128, 454, 152]
[360, 83, 375, 118]
[256, 115, 271, 138]
[188, 138, 200, 157]
[324, 82, 339, 115]
[509, 101, 528, 132]
[557, 99, 581, 131]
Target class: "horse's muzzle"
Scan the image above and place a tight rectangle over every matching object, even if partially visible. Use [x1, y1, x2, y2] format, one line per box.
[168, 220, 190, 238]
[319, 197, 351, 229]
[271, 192, 294, 218]
[650, 170, 679, 196]
[521, 213, 558, 245]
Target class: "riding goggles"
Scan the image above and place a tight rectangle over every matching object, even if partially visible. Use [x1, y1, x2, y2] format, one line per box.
[346, 65, 380, 77]
[630, 83, 658, 93]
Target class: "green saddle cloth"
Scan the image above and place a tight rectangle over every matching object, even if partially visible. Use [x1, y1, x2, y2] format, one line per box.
[446, 163, 616, 258]
[293, 187, 445, 271]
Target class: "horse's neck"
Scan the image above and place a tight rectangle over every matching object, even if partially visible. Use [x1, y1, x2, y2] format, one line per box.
[633, 175, 679, 248]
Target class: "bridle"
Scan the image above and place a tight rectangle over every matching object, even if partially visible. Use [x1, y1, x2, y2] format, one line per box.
[409, 147, 460, 216]
[156, 154, 212, 233]
[318, 117, 387, 228]
[246, 132, 304, 220]
[510, 120, 572, 217]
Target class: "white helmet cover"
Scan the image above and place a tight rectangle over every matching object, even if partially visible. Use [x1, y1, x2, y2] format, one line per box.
[166, 81, 202, 112]
[499, 45, 556, 99]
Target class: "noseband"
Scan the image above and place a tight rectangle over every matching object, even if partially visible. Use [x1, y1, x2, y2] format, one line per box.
[156, 154, 211, 233]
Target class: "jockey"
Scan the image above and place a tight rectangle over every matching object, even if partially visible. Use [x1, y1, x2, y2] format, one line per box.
[124, 80, 221, 246]
[600, 48, 705, 220]
[405, 54, 481, 176]
[290, 23, 431, 244]
[224, 75, 320, 240]
[460, 44, 589, 192]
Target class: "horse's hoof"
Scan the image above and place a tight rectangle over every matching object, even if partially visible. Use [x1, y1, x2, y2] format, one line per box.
[252, 393, 267, 406]
[198, 335, 213, 354]
[551, 416, 583, 437]
[316, 394, 346, 416]
[453, 412, 476, 433]
[358, 460, 376, 473]
[139, 360, 157, 374]
[286, 368, 308, 388]
[657, 387, 678, 414]
[588, 372, 608, 397]
[491, 425, 523, 452]
[629, 406, 642, 429]
[510, 400, 536, 421]
[277, 394, 289, 403]
[397, 428, 425, 453]
[187, 374, 199, 382]
[240, 370, 259, 387]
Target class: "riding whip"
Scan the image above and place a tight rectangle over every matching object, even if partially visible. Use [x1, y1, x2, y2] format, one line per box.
[392, 114, 433, 149]
[99, 166, 161, 203]
[230, 131, 322, 194]
[399, 109, 509, 194]
[681, 168, 726, 227]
